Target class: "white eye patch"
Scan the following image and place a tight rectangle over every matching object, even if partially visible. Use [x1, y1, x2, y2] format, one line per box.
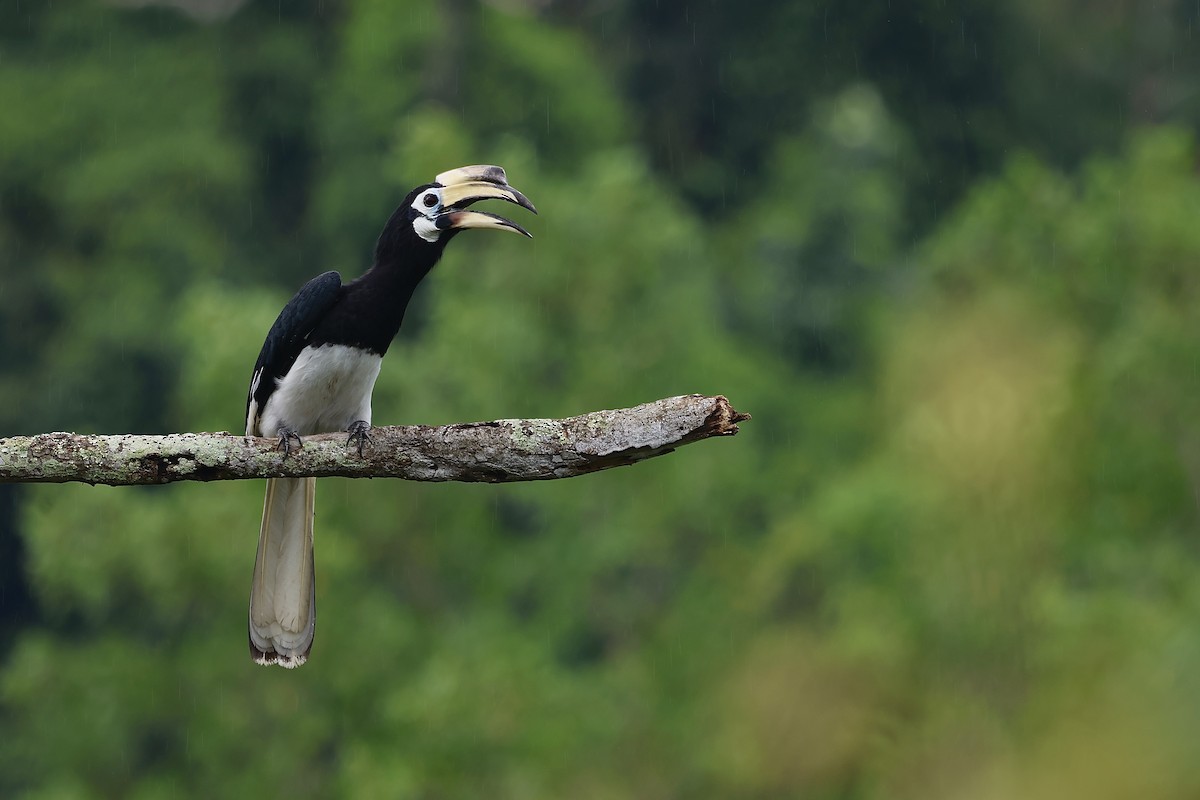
[411, 188, 443, 216]
[410, 187, 444, 242]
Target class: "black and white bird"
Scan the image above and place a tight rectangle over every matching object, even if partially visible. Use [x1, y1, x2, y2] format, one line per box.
[244, 165, 535, 668]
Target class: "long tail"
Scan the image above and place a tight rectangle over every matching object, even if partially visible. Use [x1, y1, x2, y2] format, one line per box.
[249, 477, 316, 668]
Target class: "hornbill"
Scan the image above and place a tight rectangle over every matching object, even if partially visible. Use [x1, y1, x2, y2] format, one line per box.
[244, 165, 536, 667]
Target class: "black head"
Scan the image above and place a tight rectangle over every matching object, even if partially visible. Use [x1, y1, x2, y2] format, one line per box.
[373, 165, 537, 268]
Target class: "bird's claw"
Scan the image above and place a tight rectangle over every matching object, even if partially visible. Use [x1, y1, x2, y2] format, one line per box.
[276, 428, 303, 455]
[346, 420, 372, 457]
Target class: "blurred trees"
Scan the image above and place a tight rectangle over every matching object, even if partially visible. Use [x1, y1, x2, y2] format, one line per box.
[1, 1, 1199, 798]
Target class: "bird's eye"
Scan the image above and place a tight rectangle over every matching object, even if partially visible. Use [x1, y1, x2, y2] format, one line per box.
[422, 193, 439, 208]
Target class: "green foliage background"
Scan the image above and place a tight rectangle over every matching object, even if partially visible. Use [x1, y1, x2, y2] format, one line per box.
[2, 1, 1199, 797]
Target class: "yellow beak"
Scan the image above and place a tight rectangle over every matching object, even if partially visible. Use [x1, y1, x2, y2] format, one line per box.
[432, 164, 536, 237]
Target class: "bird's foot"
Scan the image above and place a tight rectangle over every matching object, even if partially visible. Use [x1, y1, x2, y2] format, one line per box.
[346, 420, 372, 457]
[276, 427, 303, 455]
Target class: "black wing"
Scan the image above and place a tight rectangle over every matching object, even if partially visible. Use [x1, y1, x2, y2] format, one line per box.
[245, 271, 344, 431]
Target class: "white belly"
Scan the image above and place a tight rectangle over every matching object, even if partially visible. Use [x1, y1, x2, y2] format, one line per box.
[254, 344, 383, 437]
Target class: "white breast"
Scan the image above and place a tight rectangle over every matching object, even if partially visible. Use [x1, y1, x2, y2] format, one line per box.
[253, 344, 383, 437]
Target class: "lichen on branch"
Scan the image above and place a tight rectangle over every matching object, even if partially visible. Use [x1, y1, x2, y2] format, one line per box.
[0, 395, 750, 486]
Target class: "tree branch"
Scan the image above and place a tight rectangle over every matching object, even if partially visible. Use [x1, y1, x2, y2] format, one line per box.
[0, 395, 750, 486]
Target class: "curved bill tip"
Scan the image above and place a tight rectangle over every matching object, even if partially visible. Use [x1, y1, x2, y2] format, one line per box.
[441, 180, 538, 215]
[508, 187, 537, 215]
[438, 209, 532, 238]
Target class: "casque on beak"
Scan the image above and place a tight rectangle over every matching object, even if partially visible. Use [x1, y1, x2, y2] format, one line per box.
[434, 164, 537, 238]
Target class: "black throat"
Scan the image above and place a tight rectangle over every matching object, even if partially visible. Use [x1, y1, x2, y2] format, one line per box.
[309, 216, 449, 356]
